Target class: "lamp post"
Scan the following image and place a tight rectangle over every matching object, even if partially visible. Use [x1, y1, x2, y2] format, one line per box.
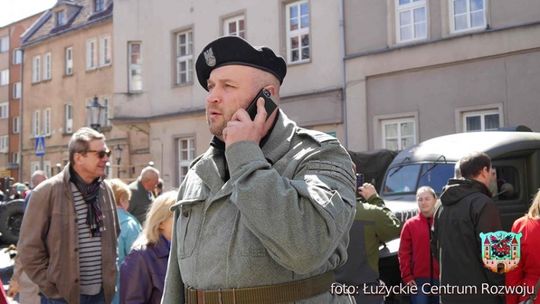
[86, 96, 105, 131]
[114, 144, 123, 178]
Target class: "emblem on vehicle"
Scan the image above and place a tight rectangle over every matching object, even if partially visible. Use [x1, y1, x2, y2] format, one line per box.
[204, 48, 216, 67]
[480, 231, 522, 274]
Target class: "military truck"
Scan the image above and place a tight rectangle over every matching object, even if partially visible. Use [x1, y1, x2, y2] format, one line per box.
[376, 130, 540, 303]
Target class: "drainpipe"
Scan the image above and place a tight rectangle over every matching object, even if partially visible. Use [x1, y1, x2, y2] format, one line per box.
[339, 0, 348, 148]
[18, 48, 24, 180]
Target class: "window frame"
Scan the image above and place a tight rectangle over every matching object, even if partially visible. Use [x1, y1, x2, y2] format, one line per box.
[381, 117, 417, 151]
[100, 35, 112, 66]
[0, 102, 8, 119]
[285, 0, 311, 64]
[43, 52, 52, 80]
[32, 110, 41, 137]
[65, 46, 73, 75]
[223, 15, 246, 38]
[43, 108, 52, 136]
[0, 69, 9, 86]
[86, 38, 98, 70]
[177, 137, 196, 185]
[0, 36, 9, 53]
[64, 104, 73, 134]
[462, 109, 500, 132]
[0, 135, 8, 153]
[13, 48, 22, 64]
[13, 116, 20, 134]
[55, 10, 66, 27]
[175, 30, 194, 85]
[94, 0, 105, 12]
[128, 41, 143, 92]
[395, 0, 428, 43]
[32, 55, 41, 83]
[13, 82, 21, 99]
[449, 0, 487, 33]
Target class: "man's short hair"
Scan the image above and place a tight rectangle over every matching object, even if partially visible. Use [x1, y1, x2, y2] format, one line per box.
[459, 152, 491, 179]
[68, 127, 106, 164]
[140, 166, 160, 182]
[31, 170, 48, 188]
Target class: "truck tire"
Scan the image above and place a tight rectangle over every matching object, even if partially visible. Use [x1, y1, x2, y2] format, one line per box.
[0, 199, 25, 245]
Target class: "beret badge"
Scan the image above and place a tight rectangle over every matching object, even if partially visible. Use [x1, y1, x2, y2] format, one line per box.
[204, 48, 216, 67]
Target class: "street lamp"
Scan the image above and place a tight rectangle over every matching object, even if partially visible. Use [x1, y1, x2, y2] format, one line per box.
[114, 144, 123, 178]
[86, 96, 106, 131]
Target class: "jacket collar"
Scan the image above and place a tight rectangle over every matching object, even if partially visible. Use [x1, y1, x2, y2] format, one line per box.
[153, 235, 171, 258]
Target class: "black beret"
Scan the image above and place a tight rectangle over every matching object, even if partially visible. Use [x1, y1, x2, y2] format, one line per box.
[195, 36, 287, 91]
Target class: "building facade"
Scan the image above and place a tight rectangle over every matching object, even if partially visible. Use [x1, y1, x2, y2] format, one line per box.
[0, 26, 10, 178]
[344, 0, 540, 151]
[113, 0, 346, 188]
[20, 0, 128, 182]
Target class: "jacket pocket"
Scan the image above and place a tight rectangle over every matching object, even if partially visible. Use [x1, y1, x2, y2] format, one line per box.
[177, 198, 206, 258]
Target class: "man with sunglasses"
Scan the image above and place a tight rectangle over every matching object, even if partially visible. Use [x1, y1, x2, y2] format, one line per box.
[18, 127, 119, 304]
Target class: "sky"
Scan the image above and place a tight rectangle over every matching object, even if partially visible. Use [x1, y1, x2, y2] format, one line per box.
[0, 0, 56, 27]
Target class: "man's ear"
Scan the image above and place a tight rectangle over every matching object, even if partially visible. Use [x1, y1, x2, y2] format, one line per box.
[73, 152, 83, 166]
[264, 85, 277, 97]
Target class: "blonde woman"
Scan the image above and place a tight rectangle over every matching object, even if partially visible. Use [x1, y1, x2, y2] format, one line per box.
[108, 179, 142, 304]
[506, 190, 540, 304]
[120, 191, 176, 304]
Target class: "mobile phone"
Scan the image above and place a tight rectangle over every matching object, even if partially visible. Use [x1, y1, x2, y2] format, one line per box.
[245, 88, 277, 121]
[356, 173, 364, 188]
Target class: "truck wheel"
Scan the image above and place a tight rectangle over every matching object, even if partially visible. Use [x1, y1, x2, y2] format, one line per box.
[0, 199, 25, 245]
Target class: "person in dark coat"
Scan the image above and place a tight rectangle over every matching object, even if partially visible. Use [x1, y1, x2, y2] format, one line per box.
[432, 152, 504, 304]
[120, 191, 176, 304]
[128, 166, 160, 224]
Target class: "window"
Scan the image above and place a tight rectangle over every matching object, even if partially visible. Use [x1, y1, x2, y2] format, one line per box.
[13, 82, 21, 99]
[100, 36, 112, 66]
[12, 116, 20, 134]
[43, 108, 52, 136]
[285, 0, 310, 63]
[64, 104, 73, 133]
[175, 30, 193, 85]
[11, 152, 20, 164]
[177, 137, 195, 184]
[43, 52, 52, 80]
[451, 0, 486, 32]
[0, 136, 8, 153]
[32, 56, 41, 83]
[224, 15, 246, 38]
[128, 42, 142, 92]
[463, 110, 500, 132]
[32, 110, 41, 137]
[396, 0, 427, 42]
[102, 98, 110, 126]
[95, 0, 105, 12]
[65, 47, 73, 75]
[44, 161, 52, 177]
[0, 36, 8, 53]
[86, 38, 97, 70]
[0, 103, 8, 119]
[0, 69, 8, 86]
[31, 161, 41, 176]
[56, 10, 66, 26]
[382, 118, 416, 150]
[13, 49, 22, 64]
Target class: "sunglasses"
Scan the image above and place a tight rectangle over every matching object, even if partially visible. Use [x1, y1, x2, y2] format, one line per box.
[86, 149, 112, 159]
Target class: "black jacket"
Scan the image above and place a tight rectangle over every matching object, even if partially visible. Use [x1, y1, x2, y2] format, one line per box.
[432, 178, 504, 304]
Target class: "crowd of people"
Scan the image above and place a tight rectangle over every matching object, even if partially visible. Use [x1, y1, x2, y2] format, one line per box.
[0, 35, 538, 304]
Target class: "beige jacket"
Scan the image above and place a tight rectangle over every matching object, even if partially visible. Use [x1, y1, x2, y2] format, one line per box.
[18, 165, 119, 304]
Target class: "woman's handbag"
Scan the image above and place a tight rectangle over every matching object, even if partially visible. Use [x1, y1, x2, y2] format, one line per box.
[519, 279, 540, 304]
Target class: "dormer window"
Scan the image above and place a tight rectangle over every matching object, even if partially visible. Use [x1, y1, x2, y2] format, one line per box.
[56, 10, 66, 26]
[95, 0, 105, 12]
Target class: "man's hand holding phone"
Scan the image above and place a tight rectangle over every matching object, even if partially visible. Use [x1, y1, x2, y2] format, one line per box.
[223, 98, 269, 148]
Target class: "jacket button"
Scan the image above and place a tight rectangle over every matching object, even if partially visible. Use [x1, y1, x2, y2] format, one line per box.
[74, 248, 78, 252]
[74, 278, 79, 283]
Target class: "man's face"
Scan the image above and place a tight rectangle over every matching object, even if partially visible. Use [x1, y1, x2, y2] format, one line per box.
[416, 191, 437, 217]
[142, 176, 159, 192]
[75, 139, 110, 180]
[205, 65, 261, 138]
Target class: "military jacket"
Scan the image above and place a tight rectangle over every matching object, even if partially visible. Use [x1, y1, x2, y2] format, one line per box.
[162, 111, 356, 303]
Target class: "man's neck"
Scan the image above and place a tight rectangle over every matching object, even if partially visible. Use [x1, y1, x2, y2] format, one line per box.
[72, 166, 95, 184]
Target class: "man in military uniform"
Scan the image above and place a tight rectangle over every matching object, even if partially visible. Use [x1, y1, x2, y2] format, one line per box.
[162, 36, 356, 303]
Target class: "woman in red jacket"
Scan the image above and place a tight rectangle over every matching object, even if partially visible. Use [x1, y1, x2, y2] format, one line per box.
[506, 190, 540, 304]
[398, 186, 440, 304]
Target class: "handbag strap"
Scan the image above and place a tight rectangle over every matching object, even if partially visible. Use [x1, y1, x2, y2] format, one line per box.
[532, 278, 540, 300]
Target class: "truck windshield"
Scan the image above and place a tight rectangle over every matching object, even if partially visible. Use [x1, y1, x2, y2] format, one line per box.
[382, 163, 455, 195]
